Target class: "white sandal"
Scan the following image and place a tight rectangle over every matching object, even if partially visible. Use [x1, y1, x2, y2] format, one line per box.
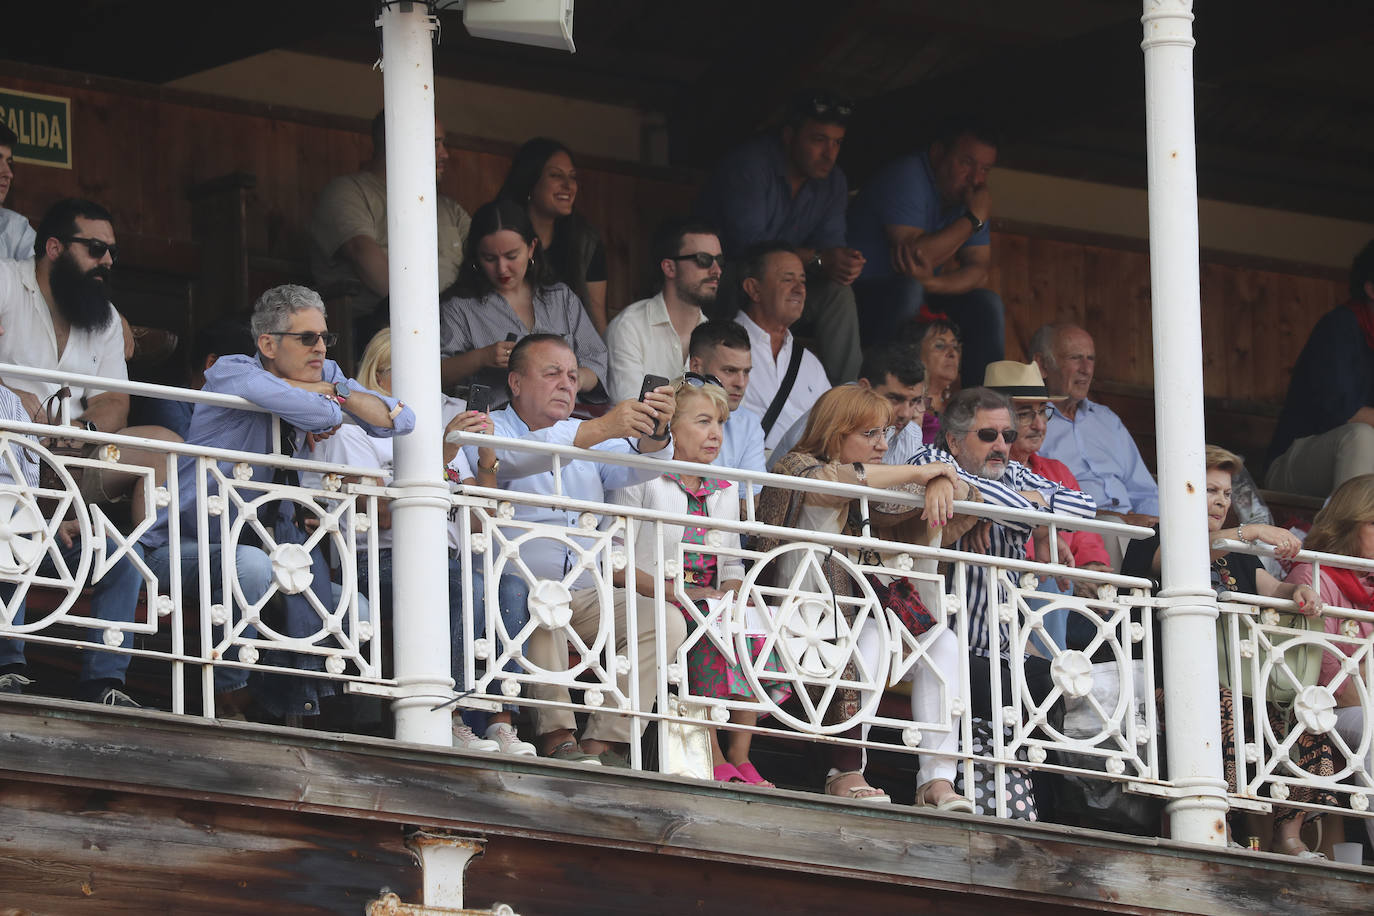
[825, 769, 891, 804]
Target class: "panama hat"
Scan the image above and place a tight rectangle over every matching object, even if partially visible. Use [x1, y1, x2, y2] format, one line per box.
[982, 360, 1067, 402]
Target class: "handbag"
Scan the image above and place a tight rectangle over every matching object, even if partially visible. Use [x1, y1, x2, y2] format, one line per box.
[867, 573, 936, 638]
[1216, 605, 1321, 705]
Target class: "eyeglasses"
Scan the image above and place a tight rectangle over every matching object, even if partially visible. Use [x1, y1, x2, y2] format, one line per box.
[671, 252, 727, 269]
[680, 371, 724, 389]
[974, 427, 1018, 444]
[858, 426, 896, 441]
[1015, 405, 1053, 422]
[270, 331, 339, 348]
[64, 236, 119, 262]
[802, 93, 854, 119]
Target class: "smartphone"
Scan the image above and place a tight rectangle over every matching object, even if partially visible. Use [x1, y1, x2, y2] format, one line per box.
[467, 383, 493, 415]
[504, 332, 519, 343]
[638, 374, 670, 402]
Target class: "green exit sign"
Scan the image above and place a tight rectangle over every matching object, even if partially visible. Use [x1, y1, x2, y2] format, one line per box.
[0, 87, 72, 170]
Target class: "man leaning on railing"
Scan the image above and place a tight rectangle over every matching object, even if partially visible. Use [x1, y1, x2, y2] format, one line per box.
[466, 333, 685, 767]
[141, 284, 413, 720]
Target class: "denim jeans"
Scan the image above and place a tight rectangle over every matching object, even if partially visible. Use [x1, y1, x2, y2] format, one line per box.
[0, 537, 145, 685]
[854, 276, 1006, 388]
[359, 548, 530, 695]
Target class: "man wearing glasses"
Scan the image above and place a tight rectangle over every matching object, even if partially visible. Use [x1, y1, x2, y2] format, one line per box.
[142, 284, 412, 720]
[695, 90, 865, 385]
[605, 220, 720, 402]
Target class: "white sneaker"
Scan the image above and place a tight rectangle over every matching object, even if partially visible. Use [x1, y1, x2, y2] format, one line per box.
[453, 723, 500, 752]
[485, 722, 537, 756]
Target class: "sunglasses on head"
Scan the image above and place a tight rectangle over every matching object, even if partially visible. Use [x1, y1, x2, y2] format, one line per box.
[974, 427, 1018, 444]
[680, 371, 724, 390]
[270, 331, 339, 348]
[65, 236, 119, 262]
[804, 94, 854, 119]
[671, 252, 727, 269]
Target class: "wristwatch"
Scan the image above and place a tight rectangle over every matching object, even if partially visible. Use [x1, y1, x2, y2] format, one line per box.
[478, 457, 500, 475]
[809, 252, 824, 273]
[963, 211, 986, 234]
[80, 419, 98, 433]
[852, 462, 867, 484]
[333, 381, 351, 403]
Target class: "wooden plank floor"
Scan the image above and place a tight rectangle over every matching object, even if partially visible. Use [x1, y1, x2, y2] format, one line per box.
[0, 695, 1370, 914]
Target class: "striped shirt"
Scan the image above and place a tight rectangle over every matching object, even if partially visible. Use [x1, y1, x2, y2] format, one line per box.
[906, 443, 1096, 655]
[0, 384, 40, 487]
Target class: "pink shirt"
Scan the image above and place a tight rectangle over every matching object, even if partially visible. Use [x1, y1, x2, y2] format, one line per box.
[1024, 453, 1111, 567]
[1285, 561, 1374, 687]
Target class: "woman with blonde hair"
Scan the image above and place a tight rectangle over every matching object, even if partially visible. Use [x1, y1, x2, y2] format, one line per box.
[756, 384, 976, 809]
[613, 375, 789, 785]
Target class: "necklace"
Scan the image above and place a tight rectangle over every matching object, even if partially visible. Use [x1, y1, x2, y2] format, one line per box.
[1213, 555, 1238, 591]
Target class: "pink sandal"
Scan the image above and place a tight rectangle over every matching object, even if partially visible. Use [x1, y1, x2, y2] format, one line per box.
[713, 762, 746, 783]
[732, 761, 775, 788]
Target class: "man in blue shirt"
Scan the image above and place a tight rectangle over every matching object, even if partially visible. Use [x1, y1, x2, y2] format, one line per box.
[848, 121, 1004, 387]
[1031, 323, 1158, 552]
[143, 284, 412, 718]
[1266, 240, 1374, 497]
[477, 333, 685, 766]
[686, 321, 765, 495]
[695, 91, 865, 384]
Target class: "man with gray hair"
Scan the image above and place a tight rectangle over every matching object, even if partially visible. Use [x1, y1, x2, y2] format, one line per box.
[143, 284, 413, 720]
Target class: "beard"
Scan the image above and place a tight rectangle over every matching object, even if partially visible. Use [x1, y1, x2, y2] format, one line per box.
[977, 451, 1009, 481]
[49, 251, 115, 333]
[674, 277, 718, 310]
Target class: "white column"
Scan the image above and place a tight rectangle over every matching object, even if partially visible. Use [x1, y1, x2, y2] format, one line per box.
[1141, 0, 1228, 846]
[377, 2, 454, 746]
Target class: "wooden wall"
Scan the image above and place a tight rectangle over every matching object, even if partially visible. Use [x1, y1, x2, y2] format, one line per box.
[0, 62, 1353, 470]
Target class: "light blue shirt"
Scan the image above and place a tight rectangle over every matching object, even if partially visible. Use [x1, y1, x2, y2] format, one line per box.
[1040, 398, 1159, 516]
[720, 406, 766, 494]
[477, 405, 673, 588]
[0, 209, 35, 260]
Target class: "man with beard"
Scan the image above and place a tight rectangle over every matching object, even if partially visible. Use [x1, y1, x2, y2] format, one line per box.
[0, 198, 179, 522]
[606, 220, 721, 402]
[310, 111, 470, 354]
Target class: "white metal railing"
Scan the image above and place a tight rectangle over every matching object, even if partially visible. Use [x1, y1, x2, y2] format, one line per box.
[27, 376, 1373, 829]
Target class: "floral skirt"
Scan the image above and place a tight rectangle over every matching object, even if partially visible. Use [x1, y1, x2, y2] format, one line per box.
[679, 602, 792, 705]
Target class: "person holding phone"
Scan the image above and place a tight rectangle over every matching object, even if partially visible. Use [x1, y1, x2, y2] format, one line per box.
[305, 328, 535, 755]
[439, 199, 608, 405]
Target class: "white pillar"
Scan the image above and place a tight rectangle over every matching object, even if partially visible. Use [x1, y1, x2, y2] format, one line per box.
[377, 2, 455, 746]
[1141, 0, 1228, 846]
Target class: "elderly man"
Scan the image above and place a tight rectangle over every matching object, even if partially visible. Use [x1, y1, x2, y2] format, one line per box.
[733, 242, 830, 452]
[143, 284, 412, 719]
[848, 121, 1004, 387]
[0, 198, 180, 523]
[696, 90, 865, 383]
[310, 111, 470, 351]
[606, 219, 719, 402]
[1267, 239, 1374, 498]
[1031, 324, 1158, 537]
[687, 320, 766, 490]
[475, 333, 686, 766]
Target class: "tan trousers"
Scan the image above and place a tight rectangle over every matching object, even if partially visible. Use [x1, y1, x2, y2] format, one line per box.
[1266, 422, 1374, 498]
[528, 587, 688, 744]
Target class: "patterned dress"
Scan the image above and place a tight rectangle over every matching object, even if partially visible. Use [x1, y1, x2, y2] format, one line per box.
[668, 473, 791, 704]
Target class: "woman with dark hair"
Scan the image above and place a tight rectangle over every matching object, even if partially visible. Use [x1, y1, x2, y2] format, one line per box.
[499, 138, 610, 334]
[438, 198, 608, 399]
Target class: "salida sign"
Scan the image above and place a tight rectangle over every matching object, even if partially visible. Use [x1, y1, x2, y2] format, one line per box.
[0, 88, 72, 170]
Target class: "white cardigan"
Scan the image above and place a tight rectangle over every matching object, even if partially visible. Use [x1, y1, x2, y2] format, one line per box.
[610, 475, 746, 585]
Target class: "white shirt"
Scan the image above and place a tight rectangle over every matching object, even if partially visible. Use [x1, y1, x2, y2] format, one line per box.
[0, 209, 35, 260]
[605, 292, 706, 403]
[610, 474, 746, 586]
[734, 311, 829, 453]
[304, 394, 472, 552]
[0, 258, 127, 405]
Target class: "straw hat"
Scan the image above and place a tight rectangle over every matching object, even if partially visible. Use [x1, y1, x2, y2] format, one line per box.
[982, 360, 1067, 402]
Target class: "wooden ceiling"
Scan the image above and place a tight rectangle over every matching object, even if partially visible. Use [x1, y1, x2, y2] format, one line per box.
[3, 0, 1371, 221]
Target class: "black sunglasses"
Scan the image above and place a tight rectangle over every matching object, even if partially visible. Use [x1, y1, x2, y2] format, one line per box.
[270, 331, 339, 348]
[974, 427, 1018, 444]
[65, 236, 120, 262]
[681, 371, 724, 389]
[804, 94, 854, 119]
[671, 252, 727, 269]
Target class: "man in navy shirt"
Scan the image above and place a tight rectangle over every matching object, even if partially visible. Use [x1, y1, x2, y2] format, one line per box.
[1267, 239, 1374, 497]
[848, 121, 1004, 387]
[695, 90, 865, 385]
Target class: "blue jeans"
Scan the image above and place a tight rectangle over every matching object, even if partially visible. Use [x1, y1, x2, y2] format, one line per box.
[145, 541, 273, 693]
[0, 537, 145, 685]
[854, 276, 1006, 389]
[360, 548, 530, 694]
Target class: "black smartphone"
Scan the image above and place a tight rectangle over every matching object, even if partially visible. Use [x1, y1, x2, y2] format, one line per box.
[638, 374, 670, 402]
[504, 332, 519, 343]
[467, 383, 493, 415]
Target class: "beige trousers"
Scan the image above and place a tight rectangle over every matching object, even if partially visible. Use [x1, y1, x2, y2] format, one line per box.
[528, 587, 688, 744]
